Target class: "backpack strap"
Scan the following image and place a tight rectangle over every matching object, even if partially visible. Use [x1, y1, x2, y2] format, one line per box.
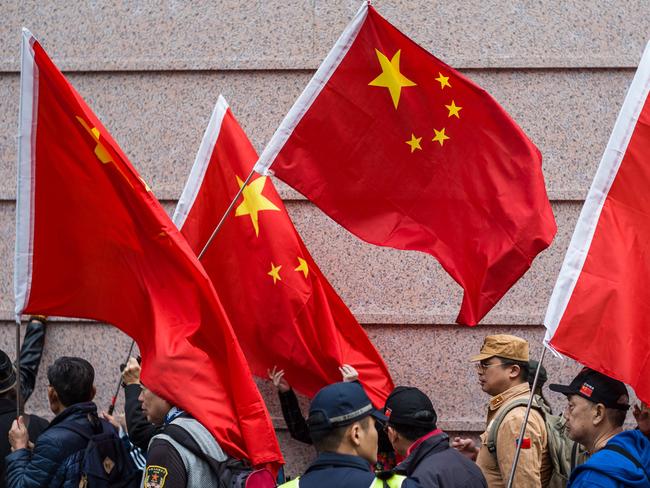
[163, 423, 250, 482]
[486, 397, 542, 454]
[600, 444, 650, 480]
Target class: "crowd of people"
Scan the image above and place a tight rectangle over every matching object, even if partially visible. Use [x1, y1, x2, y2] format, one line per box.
[1, 319, 649, 487]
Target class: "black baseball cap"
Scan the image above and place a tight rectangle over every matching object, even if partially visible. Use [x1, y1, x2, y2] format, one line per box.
[549, 368, 630, 411]
[307, 382, 387, 432]
[384, 386, 437, 428]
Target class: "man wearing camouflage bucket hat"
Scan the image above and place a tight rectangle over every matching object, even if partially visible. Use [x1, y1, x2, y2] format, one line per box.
[453, 334, 552, 487]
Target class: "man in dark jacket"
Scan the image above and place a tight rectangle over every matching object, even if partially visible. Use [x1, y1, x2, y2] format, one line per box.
[279, 382, 420, 488]
[120, 356, 161, 451]
[6, 356, 104, 488]
[384, 387, 486, 488]
[0, 316, 49, 488]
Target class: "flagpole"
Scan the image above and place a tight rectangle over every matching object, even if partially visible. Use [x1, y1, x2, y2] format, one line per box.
[197, 166, 257, 260]
[506, 345, 548, 488]
[107, 340, 136, 415]
[15, 317, 21, 418]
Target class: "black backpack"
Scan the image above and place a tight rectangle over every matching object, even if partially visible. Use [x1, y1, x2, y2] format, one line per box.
[61, 415, 141, 488]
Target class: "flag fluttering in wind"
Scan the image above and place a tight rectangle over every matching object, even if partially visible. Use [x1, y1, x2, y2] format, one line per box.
[254, 3, 556, 325]
[173, 95, 394, 406]
[14, 29, 283, 469]
[544, 42, 650, 404]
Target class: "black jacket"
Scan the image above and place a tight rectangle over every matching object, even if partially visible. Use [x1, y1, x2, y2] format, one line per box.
[278, 389, 312, 444]
[0, 318, 49, 488]
[394, 432, 486, 488]
[123, 383, 162, 451]
[297, 452, 420, 488]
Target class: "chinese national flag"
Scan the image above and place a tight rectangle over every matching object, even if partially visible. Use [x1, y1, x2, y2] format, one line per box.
[254, 4, 556, 325]
[14, 30, 283, 469]
[544, 42, 650, 404]
[173, 96, 394, 405]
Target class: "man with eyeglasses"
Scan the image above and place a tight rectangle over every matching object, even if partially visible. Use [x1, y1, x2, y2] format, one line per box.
[453, 334, 552, 487]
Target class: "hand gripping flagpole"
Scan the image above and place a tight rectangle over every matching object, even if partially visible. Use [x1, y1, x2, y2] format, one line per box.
[506, 345, 548, 488]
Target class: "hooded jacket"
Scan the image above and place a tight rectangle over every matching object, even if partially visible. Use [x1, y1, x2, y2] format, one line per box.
[568, 429, 650, 487]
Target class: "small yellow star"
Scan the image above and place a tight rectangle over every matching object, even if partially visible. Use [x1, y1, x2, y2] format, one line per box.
[435, 73, 451, 89]
[268, 263, 282, 284]
[294, 257, 309, 278]
[368, 49, 417, 109]
[405, 134, 423, 153]
[445, 100, 462, 118]
[432, 128, 450, 146]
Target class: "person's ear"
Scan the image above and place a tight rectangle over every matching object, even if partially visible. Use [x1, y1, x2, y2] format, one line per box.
[90, 385, 96, 401]
[349, 422, 362, 447]
[508, 364, 521, 380]
[47, 386, 59, 406]
[592, 403, 606, 426]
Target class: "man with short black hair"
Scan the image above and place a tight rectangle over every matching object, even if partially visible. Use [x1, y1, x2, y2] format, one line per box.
[384, 386, 486, 487]
[6, 356, 105, 487]
[453, 334, 552, 487]
[279, 382, 420, 488]
[550, 368, 650, 487]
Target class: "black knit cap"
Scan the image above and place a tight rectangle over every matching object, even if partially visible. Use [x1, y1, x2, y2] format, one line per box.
[384, 386, 437, 428]
[0, 350, 16, 394]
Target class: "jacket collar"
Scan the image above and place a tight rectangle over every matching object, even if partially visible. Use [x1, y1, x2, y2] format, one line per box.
[306, 452, 372, 473]
[396, 431, 449, 474]
[489, 382, 530, 411]
[49, 401, 97, 428]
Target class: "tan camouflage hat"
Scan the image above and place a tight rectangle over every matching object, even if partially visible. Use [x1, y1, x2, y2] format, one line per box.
[470, 334, 529, 362]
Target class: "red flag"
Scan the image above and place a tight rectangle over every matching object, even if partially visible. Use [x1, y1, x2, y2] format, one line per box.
[544, 42, 650, 404]
[14, 30, 283, 469]
[173, 96, 394, 406]
[254, 4, 556, 325]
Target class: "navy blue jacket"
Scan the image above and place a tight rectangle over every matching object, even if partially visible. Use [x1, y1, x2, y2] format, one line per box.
[5, 401, 102, 488]
[569, 430, 650, 487]
[394, 431, 486, 488]
[297, 452, 420, 488]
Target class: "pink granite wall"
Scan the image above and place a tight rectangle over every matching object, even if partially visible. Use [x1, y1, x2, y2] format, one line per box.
[1, 0, 648, 477]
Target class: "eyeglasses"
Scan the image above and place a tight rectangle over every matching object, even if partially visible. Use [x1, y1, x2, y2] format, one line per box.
[474, 361, 505, 373]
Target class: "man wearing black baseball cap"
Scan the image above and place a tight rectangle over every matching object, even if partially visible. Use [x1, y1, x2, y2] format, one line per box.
[384, 386, 486, 487]
[550, 368, 650, 487]
[278, 382, 421, 488]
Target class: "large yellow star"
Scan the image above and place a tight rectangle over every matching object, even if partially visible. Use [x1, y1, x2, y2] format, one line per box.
[405, 134, 422, 153]
[445, 100, 462, 118]
[368, 49, 416, 109]
[235, 176, 280, 237]
[76, 116, 133, 188]
[268, 263, 282, 284]
[435, 73, 451, 89]
[432, 128, 450, 146]
[295, 257, 309, 278]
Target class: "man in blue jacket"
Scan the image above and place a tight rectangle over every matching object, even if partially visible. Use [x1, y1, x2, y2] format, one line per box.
[6, 356, 104, 487]
[279, 381, 420, 488]
[550, 368, 650, 487]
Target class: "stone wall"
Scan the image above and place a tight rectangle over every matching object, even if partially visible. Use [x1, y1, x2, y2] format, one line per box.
[1, 0, 648, 477]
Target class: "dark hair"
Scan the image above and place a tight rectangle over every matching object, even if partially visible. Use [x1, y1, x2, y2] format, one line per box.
[310, 416, 371, 453]
[47, 357, 95, 407]
[498, 357, 529, 382]
[388, 421, 435, 442]
[606, 407, 627, 428]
